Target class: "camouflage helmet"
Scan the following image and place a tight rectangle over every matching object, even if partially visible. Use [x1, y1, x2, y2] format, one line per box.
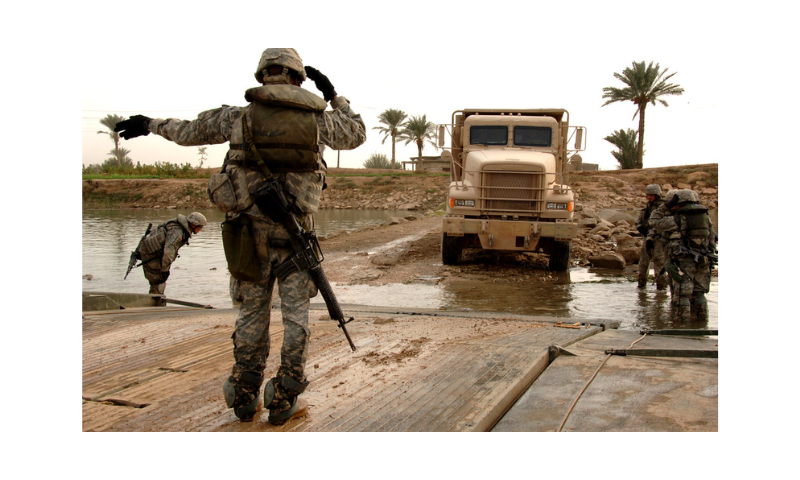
[255, 48, 306, 84]
[645, 184, 662, 196]
[663, 189, 679, 206]
[676, 189, 699, 204]
[187, 212, 207, 227]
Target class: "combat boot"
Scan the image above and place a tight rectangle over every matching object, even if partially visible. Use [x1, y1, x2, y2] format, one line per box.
[264, 374, 309, 425]
[694, 301, 709, 324]
[268, 397, 309, 425]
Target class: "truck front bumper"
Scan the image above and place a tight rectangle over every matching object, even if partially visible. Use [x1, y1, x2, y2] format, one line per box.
[443, 217, 577, 251]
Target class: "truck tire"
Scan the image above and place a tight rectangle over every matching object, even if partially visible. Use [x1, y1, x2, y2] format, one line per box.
[442, 233, 463, 265]
[549, 240, 571, 272]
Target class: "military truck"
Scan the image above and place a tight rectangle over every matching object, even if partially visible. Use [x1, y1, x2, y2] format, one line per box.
[438, 109, 585, 271]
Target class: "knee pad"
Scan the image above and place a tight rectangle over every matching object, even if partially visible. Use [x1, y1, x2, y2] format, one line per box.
[223, 371, 264, 408]
[264, 375, 309, 410]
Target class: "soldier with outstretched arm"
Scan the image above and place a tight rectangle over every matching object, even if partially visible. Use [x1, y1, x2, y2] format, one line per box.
[115, 48, 366, 425]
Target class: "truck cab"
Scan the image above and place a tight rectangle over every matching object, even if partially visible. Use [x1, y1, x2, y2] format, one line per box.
[439, 109, 585, 271]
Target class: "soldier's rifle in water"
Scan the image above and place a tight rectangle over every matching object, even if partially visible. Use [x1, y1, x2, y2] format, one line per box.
[124, 223, 153, 279]
[252, 179, 357, 351]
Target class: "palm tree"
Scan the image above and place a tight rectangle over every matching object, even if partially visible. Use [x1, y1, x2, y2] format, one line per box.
[397, 115, 438, 171]
[97, 113, 128, 168]
[372, 109, 408, 170]
[601, 61, 684, 169]
[604, 129, 640, 170]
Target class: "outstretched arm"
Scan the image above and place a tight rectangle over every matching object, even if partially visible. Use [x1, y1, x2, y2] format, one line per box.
[149, 106, 242, 146]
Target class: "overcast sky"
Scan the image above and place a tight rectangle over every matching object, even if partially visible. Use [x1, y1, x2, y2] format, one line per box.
[80, 1, 791, 173]
[7, 0, 793, 463]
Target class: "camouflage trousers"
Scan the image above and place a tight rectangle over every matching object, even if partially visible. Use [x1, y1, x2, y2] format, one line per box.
[668, 255, 711, 323]
[228, 215, 318, 409]
[638, 240, 668, 289]
[142, 260, 167, 294]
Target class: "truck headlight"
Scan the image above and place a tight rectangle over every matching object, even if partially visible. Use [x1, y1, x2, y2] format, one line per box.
[547, 202, 573, 212]
[449, 198, 475, 207]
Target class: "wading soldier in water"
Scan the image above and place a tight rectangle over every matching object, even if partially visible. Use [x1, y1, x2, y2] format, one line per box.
[659, 189, 718, 323]
[115, 48, 366, 424]
[138, 212, 207, 295]
[636, 184, 668, 289]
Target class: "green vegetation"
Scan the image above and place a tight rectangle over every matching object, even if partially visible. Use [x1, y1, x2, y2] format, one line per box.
[372, 109, 408, 170]
[397, 115, 439, 170]
[603, 129, 640, 169]
[602, 61, 684, 169]
[363, 152, 402, 169]
[82, 161, 211, 179]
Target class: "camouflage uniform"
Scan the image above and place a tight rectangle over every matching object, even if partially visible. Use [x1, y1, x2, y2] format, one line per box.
[140, 214, 194, 294]
[658, 191, 717, 323]
[636, 186, 667, 289]
[146, 58, 366, 419]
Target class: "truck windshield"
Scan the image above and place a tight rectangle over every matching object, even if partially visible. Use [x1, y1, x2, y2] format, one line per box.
[514, 126, 551, 147]
[470, 126, 508, 145]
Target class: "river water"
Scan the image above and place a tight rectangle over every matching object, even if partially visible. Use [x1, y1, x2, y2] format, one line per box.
[82, 208, 718, 331]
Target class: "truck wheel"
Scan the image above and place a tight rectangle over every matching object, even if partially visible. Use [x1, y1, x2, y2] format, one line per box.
[549, 240, 571, 272]
[442, 233, 464, 265]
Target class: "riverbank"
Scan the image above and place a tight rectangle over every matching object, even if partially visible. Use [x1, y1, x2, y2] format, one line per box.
[81, 164, 718, 272]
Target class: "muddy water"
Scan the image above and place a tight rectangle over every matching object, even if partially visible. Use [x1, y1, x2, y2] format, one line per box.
[83, 209, 718, 331]
[82, 208, 412, 308]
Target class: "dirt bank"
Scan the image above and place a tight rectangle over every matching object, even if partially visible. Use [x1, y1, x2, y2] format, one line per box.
[82, 164, 718, 278]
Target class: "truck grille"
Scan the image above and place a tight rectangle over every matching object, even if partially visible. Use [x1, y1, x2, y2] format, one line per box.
[481, 171, 543, 214]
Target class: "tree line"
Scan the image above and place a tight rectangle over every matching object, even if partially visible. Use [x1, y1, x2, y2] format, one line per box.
[364, 110, 438, 170]
[91, 62, 685, 175]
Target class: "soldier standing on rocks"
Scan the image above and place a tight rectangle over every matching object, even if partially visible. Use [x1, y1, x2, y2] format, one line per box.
[115, 48, 366, 425]
[636, 184, 668, 289]
[137, 212, 207, 295]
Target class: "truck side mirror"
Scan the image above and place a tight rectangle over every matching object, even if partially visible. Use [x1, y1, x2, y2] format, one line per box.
[438, 125, 445, 148]
[574, 128, 583, 150]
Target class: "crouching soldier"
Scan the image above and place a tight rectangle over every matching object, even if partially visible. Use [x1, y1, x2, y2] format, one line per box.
[138, 212, 207, 294]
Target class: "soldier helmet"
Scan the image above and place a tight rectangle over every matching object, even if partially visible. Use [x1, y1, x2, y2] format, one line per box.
[645, 184, 662, 196]
[663, 189, 680, 207]
[676, 189, 699, 204]
[255, 48, 306, 84]
[187, 212, 207, 227]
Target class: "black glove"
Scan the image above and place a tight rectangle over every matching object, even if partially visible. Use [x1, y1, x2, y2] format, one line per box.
[114, 114, 152, 140]
[160, 270, 170, 282]
[645, 239, 654, 257]
[637, 226, 647, 236]
[304, 66, 337, 102]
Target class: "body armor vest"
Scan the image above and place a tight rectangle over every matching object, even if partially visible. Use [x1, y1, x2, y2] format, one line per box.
[138, 217, 191, 262]
[228, 84, 327, 173]
[675, 203, 710, 248]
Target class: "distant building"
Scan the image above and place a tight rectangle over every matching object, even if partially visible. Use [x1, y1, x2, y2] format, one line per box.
[402, 155, 451, 172]
[566, 154, 598, 171]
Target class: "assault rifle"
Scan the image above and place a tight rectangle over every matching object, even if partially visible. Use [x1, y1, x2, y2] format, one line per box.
[253, 179, 357, 351]
[124, 223, 152, 279]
